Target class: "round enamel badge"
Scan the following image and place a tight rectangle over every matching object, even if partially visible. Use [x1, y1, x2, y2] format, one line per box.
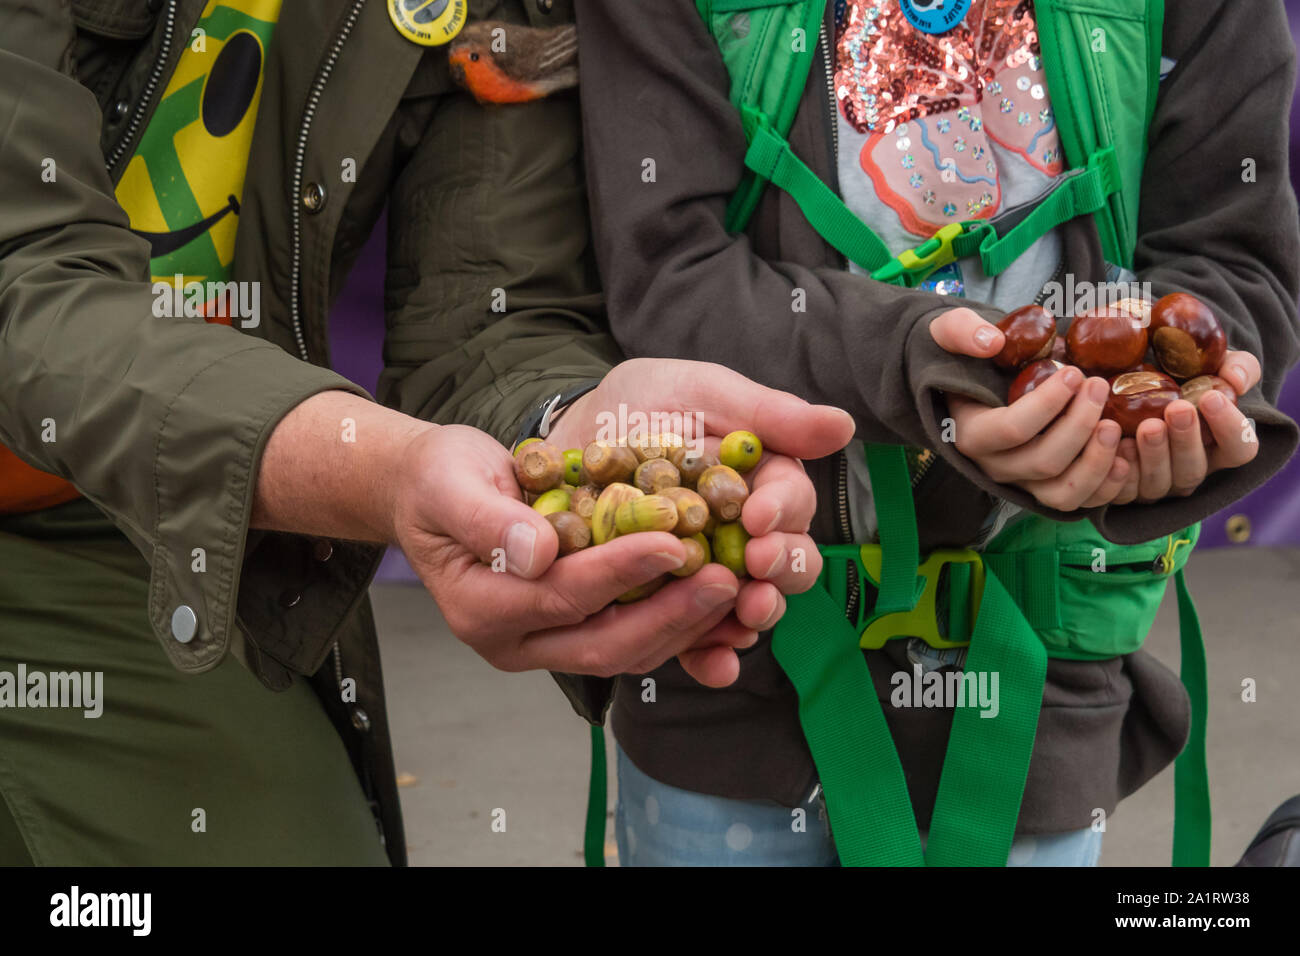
[387, 0, 467, 47]
[899, 0, 971, 35]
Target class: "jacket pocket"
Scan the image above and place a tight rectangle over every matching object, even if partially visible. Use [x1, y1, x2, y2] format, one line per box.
[986, 513, 1200, 660]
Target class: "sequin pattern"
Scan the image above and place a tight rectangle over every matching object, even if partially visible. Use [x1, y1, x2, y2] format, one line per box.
[838, 0, 1064, 237]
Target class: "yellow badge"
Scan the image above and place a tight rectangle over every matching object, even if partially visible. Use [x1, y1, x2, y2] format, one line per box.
[387, 0, 467, 46]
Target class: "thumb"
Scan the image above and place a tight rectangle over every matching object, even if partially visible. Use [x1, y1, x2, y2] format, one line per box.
[929, 307, 1005, 358]
[433, 461, 560, 580]
[681, 364, 856, 460]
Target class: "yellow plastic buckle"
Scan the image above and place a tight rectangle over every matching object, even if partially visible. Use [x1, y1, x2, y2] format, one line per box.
[857, 543, 984, 650]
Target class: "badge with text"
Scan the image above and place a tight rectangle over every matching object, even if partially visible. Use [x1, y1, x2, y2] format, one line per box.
[388, 0, 467, 47]
[899, 0, 971, 36]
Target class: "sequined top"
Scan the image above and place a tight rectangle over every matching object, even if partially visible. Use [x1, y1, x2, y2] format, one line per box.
[836, 0, 1063, 237]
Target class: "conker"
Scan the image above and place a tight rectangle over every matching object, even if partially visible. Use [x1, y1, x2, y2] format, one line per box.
[1181, 374, 1238, 446]
[1066, 308, 1149, 377]
[1007, 359, 1064, 404]
[1149, 292, 1227, 380]
[1103, 370, 1181, 437]
[993, 305, 1057, 371]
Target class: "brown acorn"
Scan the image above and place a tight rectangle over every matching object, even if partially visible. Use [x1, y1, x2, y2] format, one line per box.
[513, 440, 565, 493]
[569, 483, 600, 523]
[667, 445, 720, 487]
[634, 458, 681, 495]
[696, 464, 749, 521]
[627, 432, 669, 463]
[660, 487, 710, 537]
[671, 535, 708, 577]
[581, 440, 637, 486]
[614, 495, 679, 535]
[546, 511, 591, 555]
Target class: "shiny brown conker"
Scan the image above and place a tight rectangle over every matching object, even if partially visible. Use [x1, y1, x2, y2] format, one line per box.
[993, 305, 1057, 371]
[1007, 359, 1065, 404]
[1149, 292, 1227, 380]
[1065, 308, 1150, 377]
[1103, 370, 1181, 437]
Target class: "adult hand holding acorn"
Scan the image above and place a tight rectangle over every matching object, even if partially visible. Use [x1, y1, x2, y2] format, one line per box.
[542, 358, 856, 680]
[388, 424, 757, 688]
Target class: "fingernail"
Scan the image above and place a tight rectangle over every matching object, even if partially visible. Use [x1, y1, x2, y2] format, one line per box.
[1086, 378, 1109, 406]
[695, 583, 737, 611]
[504, 522, 538, 576]
[1229, 367, 1247, 392]
[761, 507, 783, 536]
[1144, 425, 1166, 447]
[1169, 406, 1195, 430]
[1202, 391, 1226, 413]
[1098, 423, 1120, 448]
[762, 548, 787, 579]
[974, 326, 998, 350]
[642, 551, 685, 576]
[1062, 367, 1084, 389]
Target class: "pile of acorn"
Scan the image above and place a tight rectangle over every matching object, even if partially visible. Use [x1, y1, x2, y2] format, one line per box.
[993, 292, 1236, 444]
[512, 430, 763, 601]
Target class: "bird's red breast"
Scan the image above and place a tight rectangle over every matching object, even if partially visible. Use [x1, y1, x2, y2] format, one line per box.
[449, 46, 548, 104]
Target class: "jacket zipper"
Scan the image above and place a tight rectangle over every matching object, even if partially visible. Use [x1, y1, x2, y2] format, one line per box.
[1034, 255, 1067, 307]
[289, 0, 368, 364]
[819, 18, 839, 171]
[104, 0, 176, 173]
[288, 0, 368, 690]
[821, 14, 858, 623]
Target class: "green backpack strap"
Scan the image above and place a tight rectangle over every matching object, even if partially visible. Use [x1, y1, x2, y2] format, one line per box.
[773, 444, 1048, 866]
[584, 723, 608, 867]
[1033, 0, 1165, 269]
[696, 0, 828, 233]
[699, 0, 1154, 283]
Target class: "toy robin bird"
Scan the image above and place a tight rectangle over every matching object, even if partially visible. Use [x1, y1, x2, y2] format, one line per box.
[448, 21, 578, 104]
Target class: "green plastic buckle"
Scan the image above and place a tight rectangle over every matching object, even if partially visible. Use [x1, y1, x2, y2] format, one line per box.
[857, 543, 984, 650]
[871, 222, 969, 288]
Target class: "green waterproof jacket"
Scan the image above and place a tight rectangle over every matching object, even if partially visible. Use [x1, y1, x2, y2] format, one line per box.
[0, 0, 617, 864]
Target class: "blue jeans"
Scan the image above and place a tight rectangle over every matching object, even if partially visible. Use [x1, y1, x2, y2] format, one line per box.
[615, 745, 1103, 867]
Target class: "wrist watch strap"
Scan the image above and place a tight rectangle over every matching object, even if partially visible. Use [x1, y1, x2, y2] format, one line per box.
[513, 380, 602, 451]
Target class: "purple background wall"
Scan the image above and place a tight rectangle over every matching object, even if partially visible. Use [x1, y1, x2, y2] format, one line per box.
[330, 13, 1300, 567]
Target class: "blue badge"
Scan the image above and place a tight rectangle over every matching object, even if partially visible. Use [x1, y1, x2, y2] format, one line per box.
[899, 0, 971, 36]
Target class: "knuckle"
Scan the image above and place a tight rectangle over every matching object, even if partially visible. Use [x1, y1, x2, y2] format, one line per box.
[996, 420, 1029, 448]
[537, 587, 591, 628]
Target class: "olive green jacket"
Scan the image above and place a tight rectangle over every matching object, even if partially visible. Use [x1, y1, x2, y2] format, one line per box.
[0, 0, 615, 864]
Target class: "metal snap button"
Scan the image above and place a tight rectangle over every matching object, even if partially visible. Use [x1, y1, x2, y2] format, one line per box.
[111, 99, 130, 122]
[301, 182, 326, 213]
[171, 605, 198, 643]
[351, 709, 371, 732]
[279, 589, 303, 609]
[312, 539, 334, 562]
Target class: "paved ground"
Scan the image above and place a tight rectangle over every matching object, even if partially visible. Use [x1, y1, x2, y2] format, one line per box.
[372, 546, 1300, 867]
